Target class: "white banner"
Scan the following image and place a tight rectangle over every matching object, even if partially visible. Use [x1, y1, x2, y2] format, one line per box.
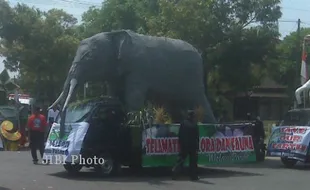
[43, 122, 89, 163]
[267, 126, 310, 161]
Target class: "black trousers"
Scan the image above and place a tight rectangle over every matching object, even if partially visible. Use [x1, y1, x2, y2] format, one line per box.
[29, 131, 45, 161]
[173, 148, 198, 177]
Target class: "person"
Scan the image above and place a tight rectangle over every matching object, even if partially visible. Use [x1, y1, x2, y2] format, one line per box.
[253, 116, 265, 141]
[46, 106, 59, 140]
[27, 107, 48, 164]
[172, 110, 200, 181]
[253, 116, 265, 160]
[47, 106, 59, 125]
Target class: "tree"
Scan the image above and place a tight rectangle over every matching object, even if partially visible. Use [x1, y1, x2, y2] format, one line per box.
[266, 28, 310, 98]
[0, 0, 80, 103]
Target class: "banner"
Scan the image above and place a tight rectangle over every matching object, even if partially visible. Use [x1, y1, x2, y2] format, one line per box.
[142, 124, 256, 167]
[267, 126, 310, 161]
[43, 122, 89, 163]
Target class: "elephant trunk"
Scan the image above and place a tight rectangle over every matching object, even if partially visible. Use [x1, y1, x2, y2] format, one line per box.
[62, 78, 77, 112]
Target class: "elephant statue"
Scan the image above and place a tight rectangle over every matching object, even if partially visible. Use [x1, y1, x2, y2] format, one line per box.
[49, 29, 216, 123]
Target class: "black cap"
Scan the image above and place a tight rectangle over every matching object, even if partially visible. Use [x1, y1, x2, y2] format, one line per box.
[34, 106, 41, 112]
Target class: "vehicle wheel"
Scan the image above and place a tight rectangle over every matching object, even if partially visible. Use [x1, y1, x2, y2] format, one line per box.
[63, 163, 83, 175]
[281, 157, 297, 168]
[94, 154, 120, 177]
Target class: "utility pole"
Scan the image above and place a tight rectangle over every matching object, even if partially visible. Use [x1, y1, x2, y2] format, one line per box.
[296, 18, 301, 88]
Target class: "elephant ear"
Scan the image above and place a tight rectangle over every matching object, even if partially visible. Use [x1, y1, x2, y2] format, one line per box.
[110, 30, 132, 61]
[109, 30, 133, 75]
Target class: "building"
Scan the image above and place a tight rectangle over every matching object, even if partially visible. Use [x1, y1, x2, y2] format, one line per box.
[233, 77, 290, 121]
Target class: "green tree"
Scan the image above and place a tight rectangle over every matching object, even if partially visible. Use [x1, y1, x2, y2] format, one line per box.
[266, 28, 310, 99]
[0, 0, 80, 103]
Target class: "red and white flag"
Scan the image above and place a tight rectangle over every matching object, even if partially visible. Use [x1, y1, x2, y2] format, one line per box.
[301, 50, 308, 85]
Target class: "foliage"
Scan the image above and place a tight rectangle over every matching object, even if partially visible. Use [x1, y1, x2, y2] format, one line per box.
[127, 109, 153, 126]
[0, 69, 19, 92]
[153, 106, 172, 124]
[194, 106, 204, 123]
[0, 0, 80, 103]
[266, 28, 310, 97]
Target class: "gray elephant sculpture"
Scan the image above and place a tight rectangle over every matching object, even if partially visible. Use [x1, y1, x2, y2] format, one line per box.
[49, 29, 216, 123]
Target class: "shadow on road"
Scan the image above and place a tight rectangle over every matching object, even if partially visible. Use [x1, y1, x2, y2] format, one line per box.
[210, 159, 284, 169]
[48, 167, 262, 185]
[210, 159, 310, 170]
[0, 187, 11, 190]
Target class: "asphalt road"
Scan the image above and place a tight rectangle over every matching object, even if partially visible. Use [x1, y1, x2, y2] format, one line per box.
[0, 151, 309, 190]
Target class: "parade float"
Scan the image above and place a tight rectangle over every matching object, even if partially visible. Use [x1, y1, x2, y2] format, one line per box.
[267, 35, 310, 167]
[43, 97, 259, 176]
[43, 30, 263, 176]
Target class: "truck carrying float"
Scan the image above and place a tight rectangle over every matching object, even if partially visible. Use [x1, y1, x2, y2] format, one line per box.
[43, 97, 265, 176]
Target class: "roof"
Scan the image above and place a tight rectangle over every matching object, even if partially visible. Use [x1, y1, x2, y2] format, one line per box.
[253, 77, 287, 89]
[236, 92, 289, 98]
[288, 108, 310, 113]
[249, 92, 288, 98]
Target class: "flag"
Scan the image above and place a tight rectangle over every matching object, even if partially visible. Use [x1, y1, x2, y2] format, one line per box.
[301, 49, 308, 85]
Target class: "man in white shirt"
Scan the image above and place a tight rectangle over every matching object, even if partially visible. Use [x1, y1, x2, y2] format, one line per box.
[46, 106, 59, 141]
[47, 106, 59, 125]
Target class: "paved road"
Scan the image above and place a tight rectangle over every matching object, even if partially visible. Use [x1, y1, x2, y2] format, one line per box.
[0, 151, 309, 190]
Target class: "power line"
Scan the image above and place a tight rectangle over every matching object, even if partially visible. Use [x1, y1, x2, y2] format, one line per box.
[281, 6, 310, 12]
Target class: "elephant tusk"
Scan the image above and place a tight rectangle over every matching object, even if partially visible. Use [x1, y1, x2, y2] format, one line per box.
[295, 79, 310, 105]
[48, 91, 64, 110]
[62, 78, 77, 112]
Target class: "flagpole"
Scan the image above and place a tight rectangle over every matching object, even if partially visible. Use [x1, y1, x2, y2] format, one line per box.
[304, 39, 306, 108]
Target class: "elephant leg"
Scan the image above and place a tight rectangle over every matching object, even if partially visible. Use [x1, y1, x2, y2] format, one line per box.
[124, 79, 147, 111]
[198, 95, 217, 124]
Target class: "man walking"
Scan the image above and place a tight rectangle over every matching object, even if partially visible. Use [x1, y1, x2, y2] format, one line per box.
[27, 107, 48, 164]
[172, 110, 200, 181]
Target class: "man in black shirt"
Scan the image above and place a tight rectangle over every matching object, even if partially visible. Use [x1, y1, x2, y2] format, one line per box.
[254, 116, 265, 140]
[172, 110, 200, 181]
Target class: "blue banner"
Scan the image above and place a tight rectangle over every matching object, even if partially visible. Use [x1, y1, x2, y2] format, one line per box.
[267, 126, 310, 161]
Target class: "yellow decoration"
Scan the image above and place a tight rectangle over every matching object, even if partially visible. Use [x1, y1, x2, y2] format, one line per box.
[0, 120, 21, 142]
[154, 107, 172, 124]
[1, 120, 13, 131]
[194, 106, 205, 123]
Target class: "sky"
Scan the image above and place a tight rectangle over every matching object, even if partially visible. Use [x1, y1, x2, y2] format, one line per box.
[0, 0, 309, 77]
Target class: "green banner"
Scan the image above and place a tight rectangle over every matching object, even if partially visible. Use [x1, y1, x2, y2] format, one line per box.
[142, 124, 256, 167]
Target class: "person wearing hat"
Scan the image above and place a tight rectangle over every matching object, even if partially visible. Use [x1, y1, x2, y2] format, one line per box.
[27, 106, 48, 164]
[172, 110, 200, 181]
